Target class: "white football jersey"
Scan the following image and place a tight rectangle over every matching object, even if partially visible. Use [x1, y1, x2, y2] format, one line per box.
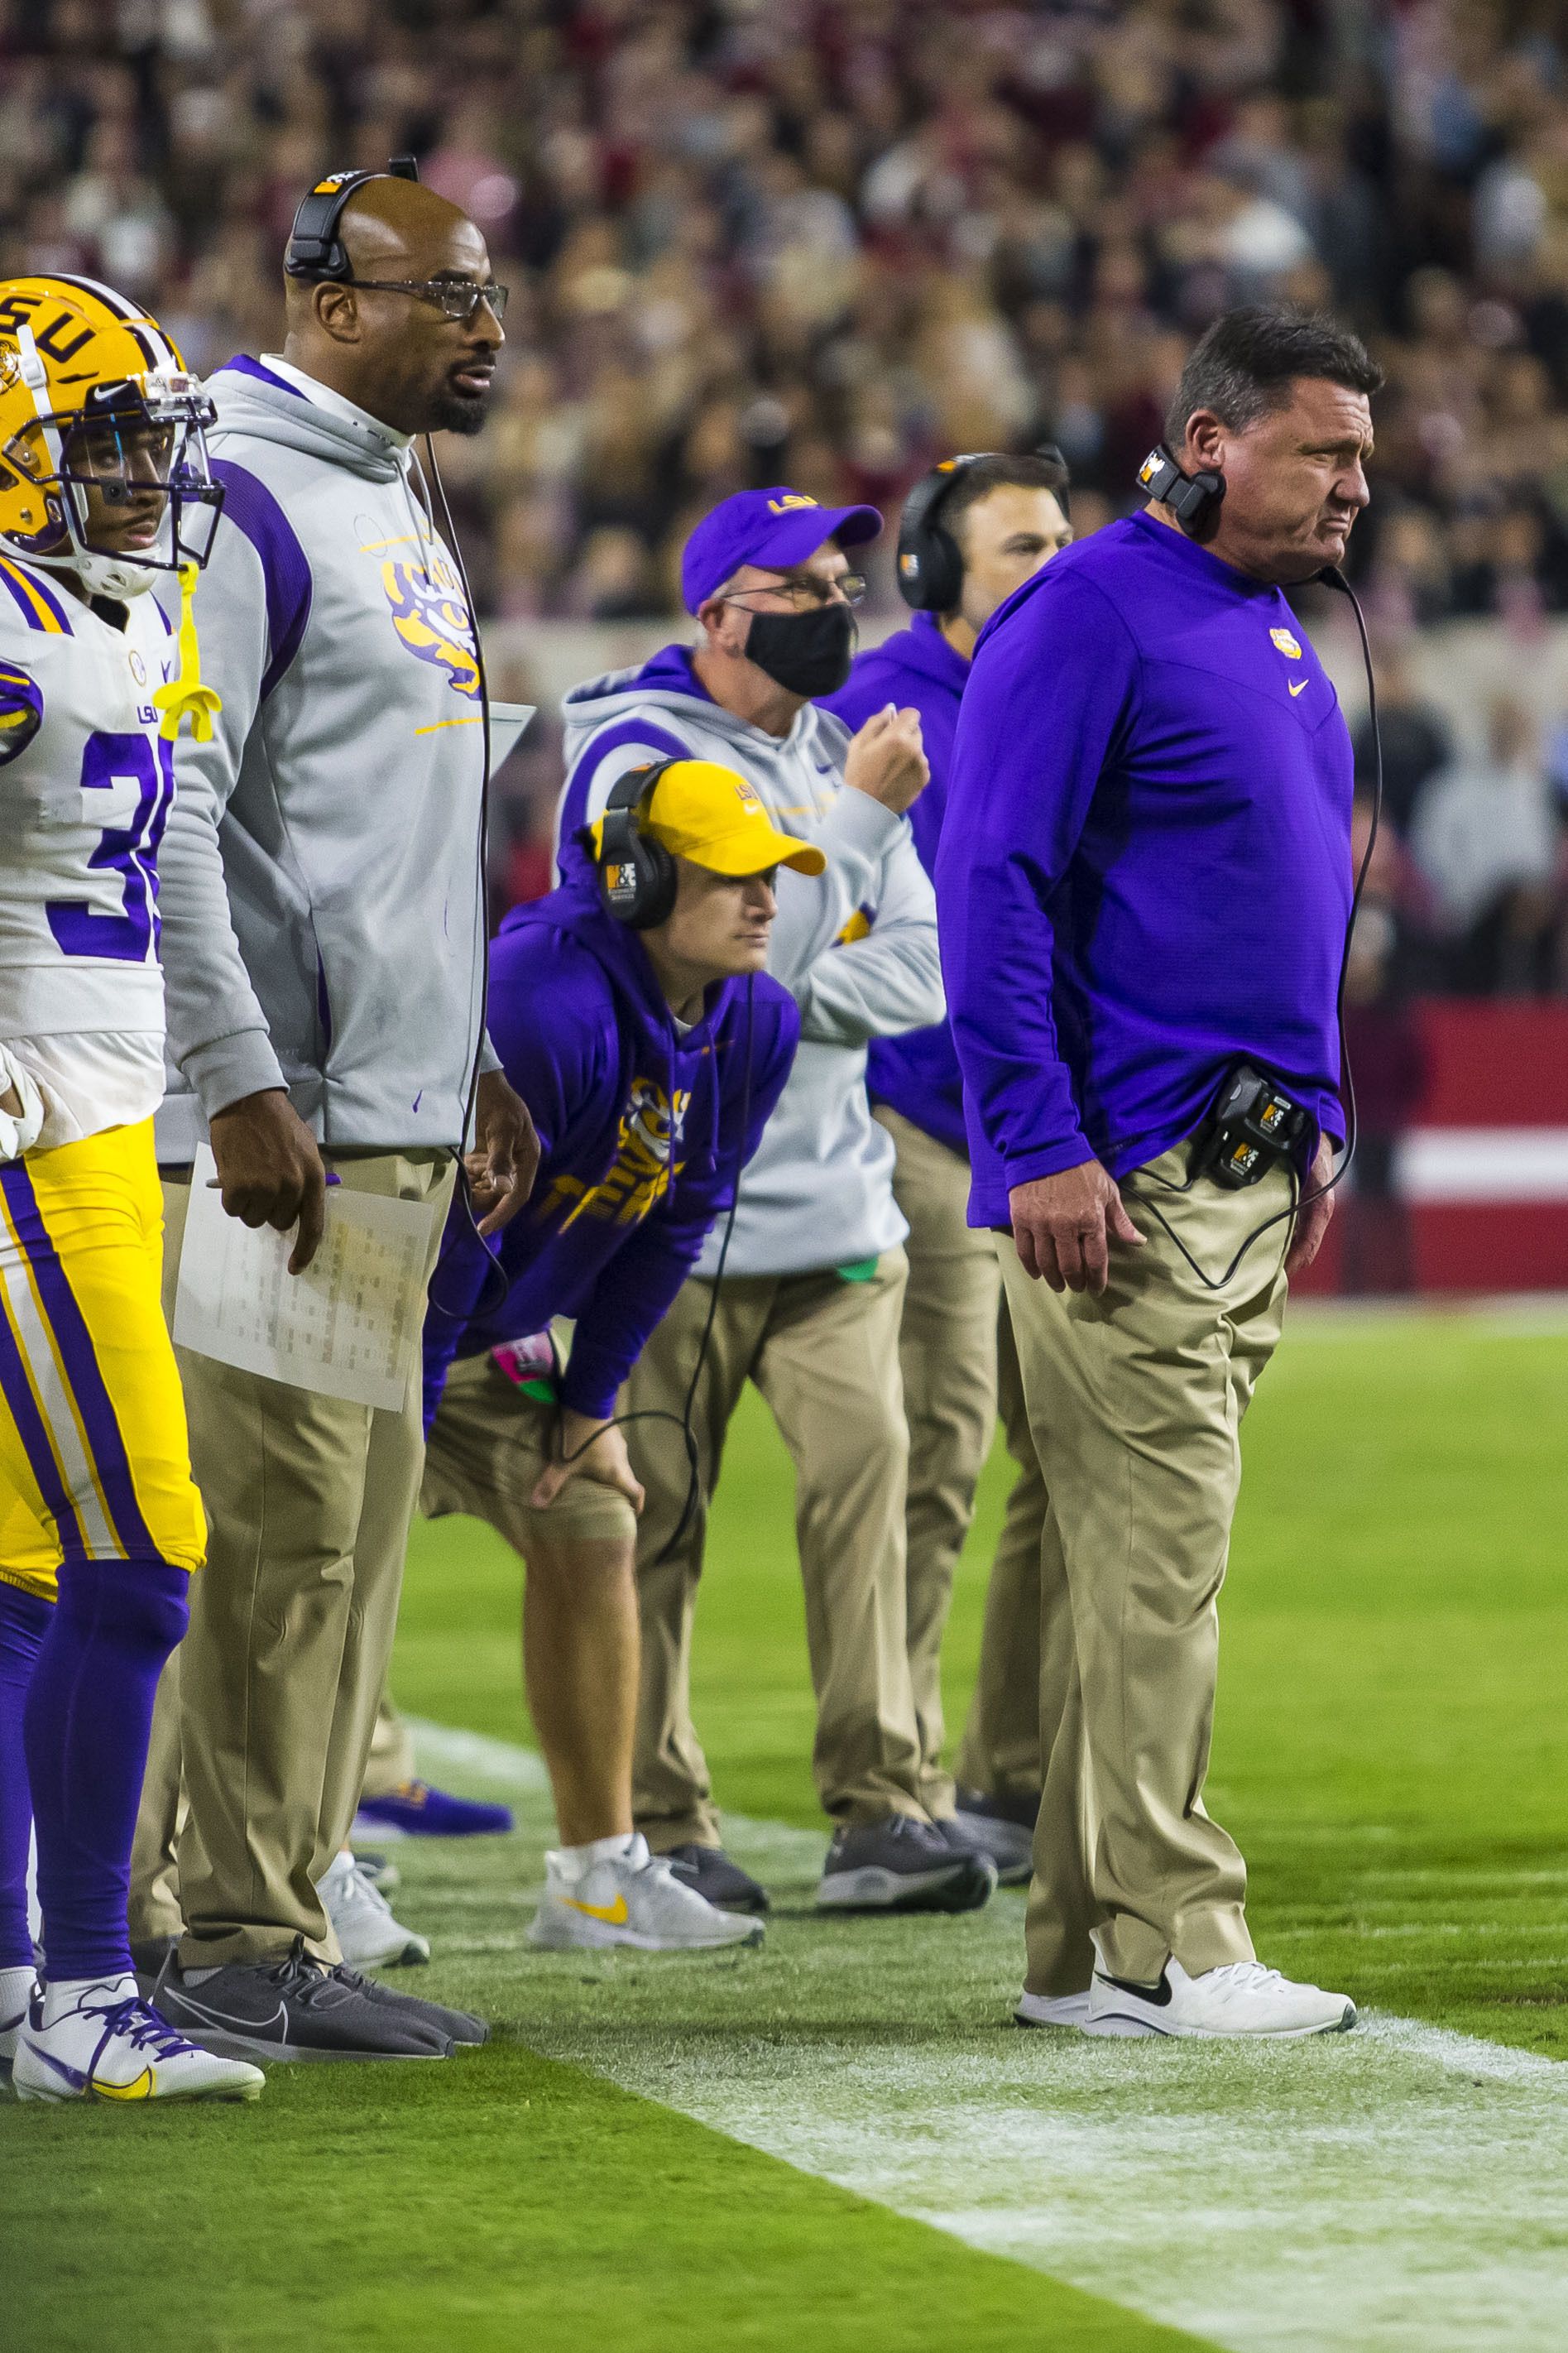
[0, 553, 176, 1140]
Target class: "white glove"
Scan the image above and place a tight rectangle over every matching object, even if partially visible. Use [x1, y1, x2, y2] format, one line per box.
[0, 1047, 46, 1162]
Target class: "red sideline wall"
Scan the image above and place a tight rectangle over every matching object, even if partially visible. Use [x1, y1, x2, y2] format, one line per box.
[1292, 1001, 1568, 1296]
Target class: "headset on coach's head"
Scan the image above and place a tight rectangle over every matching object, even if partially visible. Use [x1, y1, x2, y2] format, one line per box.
[583, 761, 683, 932]
[895, 445, 1071, 612]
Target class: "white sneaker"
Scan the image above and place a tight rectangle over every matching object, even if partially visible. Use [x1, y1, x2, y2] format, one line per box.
[318, 1851, 430, 1969]
[528, 1834, 765, 1953]
[1086, 1957, 1356, 2039]
[1, 1963, 36, 2072]
[1014, 1989, 1091, 2030]
[12, 1976, 264, 2103]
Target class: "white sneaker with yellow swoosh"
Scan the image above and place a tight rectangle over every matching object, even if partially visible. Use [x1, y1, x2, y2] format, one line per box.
[527, 1834, 764, 1952]
[12, 1976, 264, 2103]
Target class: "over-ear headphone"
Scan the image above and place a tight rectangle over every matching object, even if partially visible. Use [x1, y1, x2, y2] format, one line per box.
[897, 454, 988, 612]
[897, 444, 1073, 611]
[285, 155, 421, 282]
[1137, 444, 1225, 538]
[592, 760, 679, 930]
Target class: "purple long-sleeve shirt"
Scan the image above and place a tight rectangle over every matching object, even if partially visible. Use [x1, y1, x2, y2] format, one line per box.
[820, 610, 971, 1155]
[937, 510, 1353, 1227]
[422, 879, 798, 1429]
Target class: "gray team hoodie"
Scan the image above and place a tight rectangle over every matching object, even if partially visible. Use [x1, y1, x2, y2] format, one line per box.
[559, 643, 944, 1277]
[155, 357, 496, 1160]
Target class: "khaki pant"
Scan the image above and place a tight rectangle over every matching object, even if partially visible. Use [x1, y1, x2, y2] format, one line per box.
[421, 1351, 639, 1549]
[131, 1151, 452, 1968]
[361, 1692, 418, 1803]
[627, 1250, 925, 1846]
[999, 1149, 1292, 1995]
[877, 1108, 1000, 1814]
[953, 1279, 1051, 1801]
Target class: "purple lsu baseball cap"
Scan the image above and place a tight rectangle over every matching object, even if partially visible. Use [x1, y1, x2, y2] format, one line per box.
[680, 487, 883, 613]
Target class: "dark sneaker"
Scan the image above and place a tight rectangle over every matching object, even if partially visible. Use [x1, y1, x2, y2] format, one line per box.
[348, 1968, 489, 2047]
[956, 1785, 1040, 1831]
[817, 1816, 996, 1914]
[153, 1938, 452, 2061]
[946, 1797, 1035, 1886]
[131, 1933, 180, 2000]
[664, 1843, 770, 1916]
[352, 1781, 513, 1839]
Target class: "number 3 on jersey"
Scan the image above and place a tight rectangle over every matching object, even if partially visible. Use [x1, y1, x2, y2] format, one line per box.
[46, 731, 175, 964]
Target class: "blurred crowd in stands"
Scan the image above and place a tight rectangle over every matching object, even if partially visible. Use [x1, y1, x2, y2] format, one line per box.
[4, 0, 1567, 998]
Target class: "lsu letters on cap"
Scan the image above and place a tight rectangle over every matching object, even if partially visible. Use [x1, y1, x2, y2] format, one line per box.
[679, 487, 882, 612]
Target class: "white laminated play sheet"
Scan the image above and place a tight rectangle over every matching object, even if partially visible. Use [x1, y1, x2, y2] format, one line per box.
[172, 1145, 440, 1411]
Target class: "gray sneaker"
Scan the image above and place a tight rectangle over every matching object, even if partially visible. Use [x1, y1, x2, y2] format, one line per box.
[947, 1796, 1036, 1886]
[153, 1938, 453, 2062]
[817, 1816, 996, 1914]
[349, 1969, 489, 2046]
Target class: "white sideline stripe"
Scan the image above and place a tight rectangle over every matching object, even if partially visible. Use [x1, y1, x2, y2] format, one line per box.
[1397, 1126, 1568, 1201]
[410, 1718, 1568, 2352]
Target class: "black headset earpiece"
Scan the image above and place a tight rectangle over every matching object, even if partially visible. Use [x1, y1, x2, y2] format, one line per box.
[593, 760, 679, 930]
[1137, 444, 1225, 538]
[285, 155, 421, 282]
[896, 454, 989, 612]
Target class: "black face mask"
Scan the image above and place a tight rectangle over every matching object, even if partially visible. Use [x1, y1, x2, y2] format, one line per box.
[744, 602, 856, 696]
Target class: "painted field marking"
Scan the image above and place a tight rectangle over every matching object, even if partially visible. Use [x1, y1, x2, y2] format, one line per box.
[410, 1717, 1568, 2353]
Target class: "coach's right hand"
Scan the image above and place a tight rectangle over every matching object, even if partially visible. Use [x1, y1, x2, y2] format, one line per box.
[209, 1087, 328, 1275]
[844, 703, 928, 814]
[1009, 1159, 1145, 1294]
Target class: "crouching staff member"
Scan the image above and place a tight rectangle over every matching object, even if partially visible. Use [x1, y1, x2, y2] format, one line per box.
[561, 488, 995, 1919]
[940, 305, 1379, 2038]
[822, 449, 1073, 1883]
[420, 761, 803, 1952]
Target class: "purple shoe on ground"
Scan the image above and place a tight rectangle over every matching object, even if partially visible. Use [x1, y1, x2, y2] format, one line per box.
[352, 1780, 514, 1840]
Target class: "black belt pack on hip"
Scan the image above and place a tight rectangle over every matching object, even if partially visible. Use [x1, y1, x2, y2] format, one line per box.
[1191, 1062, 1311, 1190]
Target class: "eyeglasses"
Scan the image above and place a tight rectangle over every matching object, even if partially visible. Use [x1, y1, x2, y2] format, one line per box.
[722, 571, 867, 612]
[344, 276, 510, 324]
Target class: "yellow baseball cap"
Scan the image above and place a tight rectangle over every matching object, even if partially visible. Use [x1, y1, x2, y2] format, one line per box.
[592, 760, 827, 880]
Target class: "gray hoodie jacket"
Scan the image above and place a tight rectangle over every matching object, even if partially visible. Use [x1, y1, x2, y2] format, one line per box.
[558, 643, 944, 1277]
[155, 357, 496, 1160]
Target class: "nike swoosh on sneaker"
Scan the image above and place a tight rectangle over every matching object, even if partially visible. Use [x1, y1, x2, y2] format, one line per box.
[37, 2047, 92, 2091]
[1096, 1969, 1173, 2006]
[168, 1990, 290, 2042]
[1288, 678, 1308, 698]
[560, 1894, 630, 1924]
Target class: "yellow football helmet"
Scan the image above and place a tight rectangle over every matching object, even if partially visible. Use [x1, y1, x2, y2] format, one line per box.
[0, 275, 222, 598]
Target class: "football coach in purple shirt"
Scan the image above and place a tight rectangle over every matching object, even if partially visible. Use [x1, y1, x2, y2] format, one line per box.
[938, 305, 1382, 2041]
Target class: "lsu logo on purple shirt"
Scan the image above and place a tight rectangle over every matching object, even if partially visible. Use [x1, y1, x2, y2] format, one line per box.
[381, 555, 479, 699]
[537, 1076, 693, 1232]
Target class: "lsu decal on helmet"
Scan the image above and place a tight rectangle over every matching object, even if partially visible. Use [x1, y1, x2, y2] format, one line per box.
[0, 276, 223, 600]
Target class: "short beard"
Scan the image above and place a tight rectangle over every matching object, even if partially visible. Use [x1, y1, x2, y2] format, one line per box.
[426, 388, 491, 437]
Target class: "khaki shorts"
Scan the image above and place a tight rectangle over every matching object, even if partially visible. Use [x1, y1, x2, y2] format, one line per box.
[420, 1352, 637, 1550]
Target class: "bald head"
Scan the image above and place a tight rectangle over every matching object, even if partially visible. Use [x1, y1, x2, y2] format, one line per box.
[282, 174, 504, 438]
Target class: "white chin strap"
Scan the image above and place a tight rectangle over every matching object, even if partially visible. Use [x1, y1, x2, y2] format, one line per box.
[71, 551, 157, 598]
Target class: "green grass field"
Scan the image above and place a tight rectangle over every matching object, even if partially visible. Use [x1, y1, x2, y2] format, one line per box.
[6, 1309, 1568, 2351]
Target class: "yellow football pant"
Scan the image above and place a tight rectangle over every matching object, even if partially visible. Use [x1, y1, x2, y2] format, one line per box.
[0, 1119, 205, 1600]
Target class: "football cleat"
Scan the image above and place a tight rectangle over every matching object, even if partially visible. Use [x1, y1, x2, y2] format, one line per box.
[1085, 1957, 1357, 2039]
[528, 1835, 764, 1952]
[817, 1815, 996, 1914]
[12, 1976, 263, 2103]
[352, 1780, 513, 1840]
[351, 1849, 400, 1894]
[318, 1851, 429, 1968]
